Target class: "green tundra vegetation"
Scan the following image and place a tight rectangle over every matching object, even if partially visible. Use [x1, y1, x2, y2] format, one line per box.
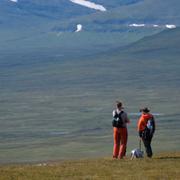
[0, 152, 180, 180]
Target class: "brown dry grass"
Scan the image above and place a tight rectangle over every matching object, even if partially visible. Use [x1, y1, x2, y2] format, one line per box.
[0, 152, 180, 180]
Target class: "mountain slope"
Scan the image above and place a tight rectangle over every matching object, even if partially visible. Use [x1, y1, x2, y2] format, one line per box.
[0, 0, 180, 58]
[53, 0, 180, 32]
[118, 27, 180, 58]
[0, 10, 180, 163]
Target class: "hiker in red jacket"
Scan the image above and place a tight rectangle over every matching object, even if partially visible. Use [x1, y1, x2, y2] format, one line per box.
[137, 107, 155, 158]
[112, 101, 130, 159]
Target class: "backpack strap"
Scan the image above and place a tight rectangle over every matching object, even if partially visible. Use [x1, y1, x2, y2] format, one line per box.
[113, 110, 124, 119]
[117, 110, 124, 117]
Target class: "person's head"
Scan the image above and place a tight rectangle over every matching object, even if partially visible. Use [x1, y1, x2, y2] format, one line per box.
[140, 107, 150, 114]
[116, 101, 123, 110]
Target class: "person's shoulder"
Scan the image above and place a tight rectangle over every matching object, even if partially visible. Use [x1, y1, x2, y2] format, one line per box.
[121, 111, 128, 117]
[122, 111, 127, 115]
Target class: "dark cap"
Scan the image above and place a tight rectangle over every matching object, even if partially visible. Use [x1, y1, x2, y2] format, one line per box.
[140, 107, 150, 113]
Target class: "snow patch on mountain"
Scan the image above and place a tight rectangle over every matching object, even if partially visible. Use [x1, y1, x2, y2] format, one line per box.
[129, 24, 145, 27]
[70, 0, 106, 12]
[75, 24, 83, 32]
[9, 0, 18, 3]
[165, 24, 176, 29]
[129, 23, 176, 29]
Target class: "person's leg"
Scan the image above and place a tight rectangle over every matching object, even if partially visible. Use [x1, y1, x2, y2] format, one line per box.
[113, 127, 120, 158]
[142, 137, 153, 158]
[119, 128, 128, 158]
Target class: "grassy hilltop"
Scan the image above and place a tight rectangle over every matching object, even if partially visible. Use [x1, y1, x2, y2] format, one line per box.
[0, 152, 180, 180]
[0, 0, 180, 172]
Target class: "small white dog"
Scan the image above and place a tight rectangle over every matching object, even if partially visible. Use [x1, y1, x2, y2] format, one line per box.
[130, 148, 144, 160]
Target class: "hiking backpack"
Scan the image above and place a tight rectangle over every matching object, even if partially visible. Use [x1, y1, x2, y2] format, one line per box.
[143, 116, 155, 139]
[112, 111, 124, 128]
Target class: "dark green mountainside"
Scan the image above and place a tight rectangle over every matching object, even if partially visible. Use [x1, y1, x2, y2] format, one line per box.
[0, 0, 180, 58]
[120, 27, 180, 58]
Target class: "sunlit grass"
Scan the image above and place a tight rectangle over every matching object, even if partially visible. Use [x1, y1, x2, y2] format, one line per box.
[0, 152, 179, 180]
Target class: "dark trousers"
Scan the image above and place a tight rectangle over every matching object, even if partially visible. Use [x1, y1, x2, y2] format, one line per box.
[142, 136, 153, 158]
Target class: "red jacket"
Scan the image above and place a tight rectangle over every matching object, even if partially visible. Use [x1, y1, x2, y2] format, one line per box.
[137, 113, 153, 132]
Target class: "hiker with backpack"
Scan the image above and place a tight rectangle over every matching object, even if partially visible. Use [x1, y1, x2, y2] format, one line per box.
[137, 107, 155, 158]
[112, 101, 130, 159]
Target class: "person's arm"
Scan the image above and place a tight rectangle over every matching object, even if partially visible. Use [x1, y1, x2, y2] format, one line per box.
[139, 131, 143, 138]
[124, 112, 130, 123]
[137, 117, 143, 137]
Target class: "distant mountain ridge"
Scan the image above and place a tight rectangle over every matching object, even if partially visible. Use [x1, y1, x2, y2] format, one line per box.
[0, 0, 180, 58]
